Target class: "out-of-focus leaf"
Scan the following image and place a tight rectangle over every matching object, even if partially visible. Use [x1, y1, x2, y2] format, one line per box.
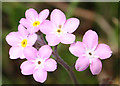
[66, 2, 79, 19]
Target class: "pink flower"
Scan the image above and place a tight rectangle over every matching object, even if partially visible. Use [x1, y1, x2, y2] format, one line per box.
[19, 8, 49, 34]
[6, 24, 37, 59]
[40, 9, 80, 46]
[20, 45, 57, 83]
[69, 30, 112, 75]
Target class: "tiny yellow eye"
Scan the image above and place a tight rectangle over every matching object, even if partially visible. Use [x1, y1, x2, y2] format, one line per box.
[57, 29, 61, 33]
[57, 29, 62, 33]
[21, 39, 27, 48]
[33, 21, 40, 27]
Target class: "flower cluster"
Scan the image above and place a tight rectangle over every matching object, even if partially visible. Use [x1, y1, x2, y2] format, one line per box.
[6, 8, 112, 83]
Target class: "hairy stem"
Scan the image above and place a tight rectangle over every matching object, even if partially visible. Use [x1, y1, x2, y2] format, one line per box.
[52, 46, 78, 85]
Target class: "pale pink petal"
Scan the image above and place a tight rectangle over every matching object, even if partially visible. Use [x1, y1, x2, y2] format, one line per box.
[50, 9, 66, 27]
[27, 33, 37, 46]
[38, 45, 52, 60]
[83, 30, 98, 49]
[19, 18, 31, 28]
[33, 68, 47, 83]
[27, 26, 39, 34]
[23, 47, 37, 60]
[20, 54, 26, 59]
[95, 44, 112, 59]
[46, 34, 60, 46]
[44, 58, 57, 72]
[18, 24, 29, 36]
[75, 56, 89, 71]
[6, 32, 21, 46]
[90, 58, 102, 75]
[69, 41, 86, 57]
[20, 61, 35, 75]
[39, 9, 49, 22]
[9, 47, 24, 59]
[60, 33, 75, 44]
[63, 18, 80, 33]
[40, 20, 56, 34]
[25, 8, 38, 21]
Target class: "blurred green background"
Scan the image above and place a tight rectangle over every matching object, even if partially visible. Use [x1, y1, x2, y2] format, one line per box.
[2, 2, 119, 85]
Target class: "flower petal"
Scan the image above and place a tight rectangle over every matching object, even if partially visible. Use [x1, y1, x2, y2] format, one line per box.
[38, 45, 52, 60]
[46, 34, 60, 46]
[83, 30, 98, 49]
[20, 53, 26, 59]
[50, 9, 66, 27]
[63, 18, 80, 33]
[75, 56, 89, 71]
[90, 58, 102, 75]
[40, 20, 56, 34]
[23, 47, 37, 60]
[19, 18, 31, 28]
[27, 26, 39, 34]
[44, 58, 57, 72]
[9, 47, 24, 59]
[69, 41, 86, 57]
[25, 8, 38, 21]
[33, 68, 47, 83]
[27, 33, 37, 46]
[95, 44, 112, 59]
[20, 61, 35, 75]
[39, 9, 49, 22]
[60, 33, 75, 44]
[6, 32, 21, 46]
[18, 24, 29, 36]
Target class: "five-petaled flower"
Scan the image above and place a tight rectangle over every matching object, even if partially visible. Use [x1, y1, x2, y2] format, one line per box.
[20, 8, 49, 34]
[69, 30, 112, 75]
[40, 9, 80, 46]
[20, 45, 57, 83]
[6, 24, 37, 59]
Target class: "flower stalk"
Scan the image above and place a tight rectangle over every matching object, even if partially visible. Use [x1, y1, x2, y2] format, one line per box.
[53, 46, 78, 85]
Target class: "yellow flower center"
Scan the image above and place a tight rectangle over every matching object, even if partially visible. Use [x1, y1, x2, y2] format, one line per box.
[56, 25, 63, 36]
[57, 29, 62, 34]
[21, 39, 27, 48]
[33, 21, 40, 27]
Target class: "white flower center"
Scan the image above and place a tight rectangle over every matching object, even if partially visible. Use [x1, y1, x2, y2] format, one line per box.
[34, 58, 45, 69]
[85, 49, 95, 59]
[83, 48, 99, 63]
